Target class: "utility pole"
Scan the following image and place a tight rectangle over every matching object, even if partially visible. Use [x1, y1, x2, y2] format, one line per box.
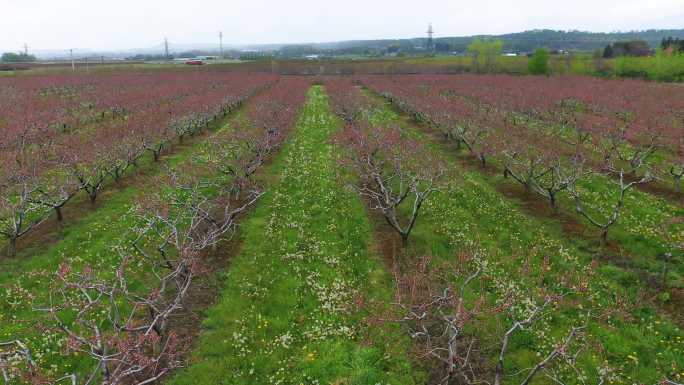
[70, 49, 75, 72]
[219, 31, 224, 59]
[23, 43, 28, 56]
[164, 37, 169, 60]
[426, 23, 434, 52]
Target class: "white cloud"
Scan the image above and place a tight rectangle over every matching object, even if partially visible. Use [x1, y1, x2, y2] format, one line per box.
[1, 0, 682, 51]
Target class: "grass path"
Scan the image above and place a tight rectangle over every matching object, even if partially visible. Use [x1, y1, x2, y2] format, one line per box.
[358, 93, 684, 383]
[169, 86, 419, 385]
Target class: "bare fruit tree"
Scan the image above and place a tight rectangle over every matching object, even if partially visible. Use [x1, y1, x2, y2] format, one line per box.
[669, 137, 683, 193]
[339, 123, 444, 245]
[1, 340, 38, 385]
[21, 172, 263, 385]
[390, 254, 607, 385]
[499, 114, 587, 211]
[570, 164, 652, 243]
[0, 147, 51, 256]
[202, 119, 284, 198]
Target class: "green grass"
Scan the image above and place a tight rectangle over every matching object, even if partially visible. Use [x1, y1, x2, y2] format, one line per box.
[168, 86, 419, 385]
[614, 53, 684, 82]
[360, 94, 684, 383]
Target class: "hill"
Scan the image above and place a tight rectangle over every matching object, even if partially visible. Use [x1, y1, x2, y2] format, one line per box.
[287, 29, 684, 55]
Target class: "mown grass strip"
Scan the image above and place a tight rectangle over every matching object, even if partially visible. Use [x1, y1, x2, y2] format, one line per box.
[169, 86, 419, 385]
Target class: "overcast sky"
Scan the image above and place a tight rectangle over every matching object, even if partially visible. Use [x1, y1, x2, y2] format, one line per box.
[2, 0, 683, 52]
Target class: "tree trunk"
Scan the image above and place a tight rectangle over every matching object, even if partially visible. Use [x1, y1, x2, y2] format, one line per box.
[494, 361, 504, 385]
[549, 193, 557, 213]
[89, 189, 98, 204]
[400, 232, 409, 248]
[7, 237, 17, 257]
[662, 263, 670, 288]
[55, 206, 64, 222]
[113, 168, 122, 182]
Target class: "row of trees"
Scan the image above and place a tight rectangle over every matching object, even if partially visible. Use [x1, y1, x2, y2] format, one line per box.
[360, 74, 682, 243]
[602, 40, 652, 58]
[0, 72, 277, 256]
[380, 73, 683, 190]
[0, 52, 37, 62]
[0, 147, 259, 385]
[323, 79, 629, 385]
[0, 78, 311, 384]
[389, 253, 613, 385]
[350, 77, 682, 383]
[660, 37, 684, 53]
[326, 79, 444, 245]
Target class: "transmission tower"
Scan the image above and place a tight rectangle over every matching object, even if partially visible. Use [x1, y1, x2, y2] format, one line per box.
[219, 31, 224, 59]
[164, 37, 170, 60]
[23, 43, 28, 55]
[426, 23, 434, 51]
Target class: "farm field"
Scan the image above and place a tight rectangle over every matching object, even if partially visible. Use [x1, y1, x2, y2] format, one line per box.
[0, 69, 683, 385]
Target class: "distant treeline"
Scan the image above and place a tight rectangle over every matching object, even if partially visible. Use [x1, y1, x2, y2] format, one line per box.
[602, 40, 652, 58]
[105, 29, 684, 63]
[0, 52, 37, 63]
[661, 37, 684, 52]
[275, 29, 684, 56]
[601, 37, 684, 58]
